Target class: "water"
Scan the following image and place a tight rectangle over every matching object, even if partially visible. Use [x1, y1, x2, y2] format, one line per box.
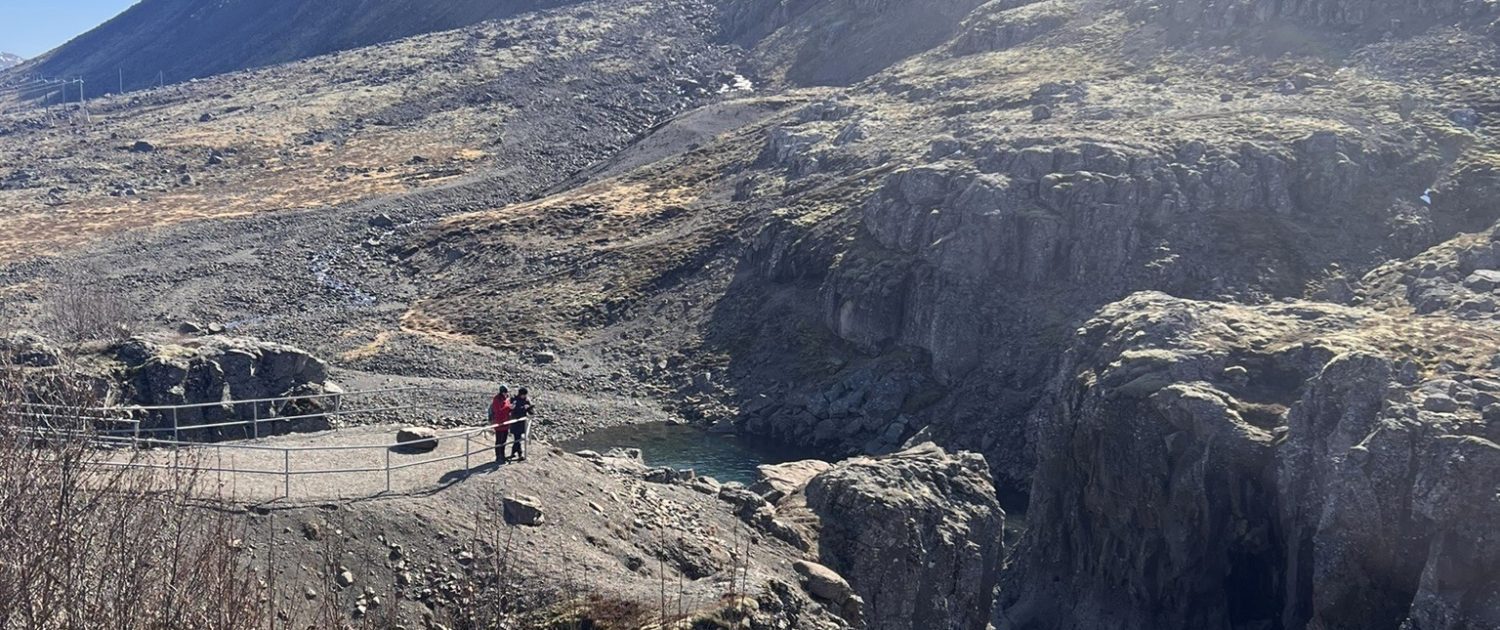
[559, 422, 824, 485]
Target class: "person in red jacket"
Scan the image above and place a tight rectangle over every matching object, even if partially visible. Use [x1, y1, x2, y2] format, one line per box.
[489, 385, 513, 464]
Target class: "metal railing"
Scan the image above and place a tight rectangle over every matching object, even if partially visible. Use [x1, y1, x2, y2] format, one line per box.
[12, 386, 532, 501]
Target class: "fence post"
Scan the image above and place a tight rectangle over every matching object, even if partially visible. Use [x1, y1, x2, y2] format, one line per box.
[385, 448, 392, 494]
[464, 431, 471, 473]
[283, 449, 291, 499]
[252, 403, 259, 440]
[171, 407, 180, 471]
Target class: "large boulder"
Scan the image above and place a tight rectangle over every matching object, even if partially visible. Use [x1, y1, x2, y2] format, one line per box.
[395, 427, 439, 452]
[793, 560, 866, 627]
[804, 442, 1003, 630]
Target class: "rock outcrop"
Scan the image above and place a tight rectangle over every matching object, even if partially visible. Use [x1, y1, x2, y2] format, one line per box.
[0, 330, 61, 367]
[1002, 292, 1500, 630]
[721, 0, 988, 86]
[805, 443, 1004, 630]
[112, 335, 339, 438]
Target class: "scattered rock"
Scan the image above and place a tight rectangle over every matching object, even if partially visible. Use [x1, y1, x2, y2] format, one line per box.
[502, 495, 545, 526]
[718, 485, 768, 518]
[749, 460, 832, 503]
[603, 447, 642, 460]
[1450, 108, 1481, 130]
[690, 476, 722, 495]
[1463, 270, 1500, 292]
[395, 427, 439, 452]
[1424, 394, 1461, 413]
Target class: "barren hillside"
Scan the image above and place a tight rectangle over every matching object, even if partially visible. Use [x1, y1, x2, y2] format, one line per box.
[0, 0, 584, 94]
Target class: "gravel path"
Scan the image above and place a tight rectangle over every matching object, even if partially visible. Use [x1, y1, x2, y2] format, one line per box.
[106, 424, 535, 504]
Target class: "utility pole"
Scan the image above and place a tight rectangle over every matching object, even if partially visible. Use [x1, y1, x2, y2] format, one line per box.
[119, 67, 123, 94]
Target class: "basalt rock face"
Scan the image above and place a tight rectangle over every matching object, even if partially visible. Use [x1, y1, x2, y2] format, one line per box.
[113, 335, 338, 437]
[760, 122, 1455, 490]
[831, 132, 1442, 383]
[1002, 292, 1500, 630]
[805, 443, 1004, 630]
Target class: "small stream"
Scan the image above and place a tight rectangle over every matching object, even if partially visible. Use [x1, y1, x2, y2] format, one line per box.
[559, 422, 825, 485]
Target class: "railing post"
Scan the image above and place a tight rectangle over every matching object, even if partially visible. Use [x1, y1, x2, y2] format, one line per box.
[385, 448, 392, 494]
[252, 403, 259, 440]
[464, 431, 471, 473]
[283, 449, 291, 499]
[171, 407, 180, 471]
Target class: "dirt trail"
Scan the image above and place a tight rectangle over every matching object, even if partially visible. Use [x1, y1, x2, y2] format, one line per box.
[113, 424, 515, 504]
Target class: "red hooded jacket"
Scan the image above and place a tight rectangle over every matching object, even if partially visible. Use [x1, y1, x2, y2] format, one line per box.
[490, 394, 513, 434]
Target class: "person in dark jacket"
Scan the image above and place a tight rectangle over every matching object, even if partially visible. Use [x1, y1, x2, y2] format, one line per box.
[508, 387, 533, 461]
[489, 385, 512, 463]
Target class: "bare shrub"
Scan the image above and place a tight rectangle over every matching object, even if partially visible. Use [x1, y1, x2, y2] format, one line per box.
[0, 365, 269, 629]
[36, 259, 140, 343]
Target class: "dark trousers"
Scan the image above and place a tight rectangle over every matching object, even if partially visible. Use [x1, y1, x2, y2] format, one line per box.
[510, 421, 527, 459]
[495, 431, 508, 462]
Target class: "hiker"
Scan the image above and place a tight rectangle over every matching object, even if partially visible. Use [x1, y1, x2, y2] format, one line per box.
[489, 385, 513, 463]
[508, 387, 534, 461]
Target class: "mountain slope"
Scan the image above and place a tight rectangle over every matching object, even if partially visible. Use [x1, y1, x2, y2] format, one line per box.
[3, 0, 581, 94]
[0, 53, 21, 71]
[2, 0, 1500, 627]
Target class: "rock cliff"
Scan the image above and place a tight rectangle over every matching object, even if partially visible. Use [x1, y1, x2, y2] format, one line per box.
[1002, 292, 1500, 630]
